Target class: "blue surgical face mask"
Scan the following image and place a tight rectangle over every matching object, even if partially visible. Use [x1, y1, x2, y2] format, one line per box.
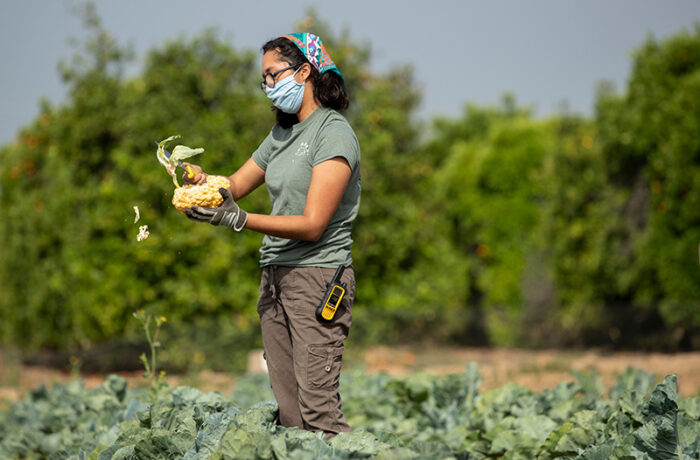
[264, 69, 305, 114]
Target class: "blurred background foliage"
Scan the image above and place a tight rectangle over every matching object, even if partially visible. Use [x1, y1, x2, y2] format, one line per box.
[1, 6, 699, 373]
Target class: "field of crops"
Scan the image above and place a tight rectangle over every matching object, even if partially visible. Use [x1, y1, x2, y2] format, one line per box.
[1, 364, 698, 459]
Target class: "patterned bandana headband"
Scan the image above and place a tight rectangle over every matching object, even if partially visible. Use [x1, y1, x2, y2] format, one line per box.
[282, 33, 344, 81]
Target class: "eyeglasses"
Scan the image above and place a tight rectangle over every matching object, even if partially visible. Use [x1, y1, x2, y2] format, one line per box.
[260, 64, 301, 91]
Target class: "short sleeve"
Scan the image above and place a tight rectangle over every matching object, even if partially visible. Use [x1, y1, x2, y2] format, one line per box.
[252, 129, 275, 171]
[312, 120, 360, 173]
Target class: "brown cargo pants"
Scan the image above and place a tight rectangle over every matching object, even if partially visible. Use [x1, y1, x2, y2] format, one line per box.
[256, 265, 354, 438]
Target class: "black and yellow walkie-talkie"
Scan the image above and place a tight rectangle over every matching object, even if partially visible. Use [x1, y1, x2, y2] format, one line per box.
[316, 266, 347, 323]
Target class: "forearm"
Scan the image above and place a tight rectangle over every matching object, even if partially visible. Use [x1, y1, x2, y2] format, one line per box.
[226, 176, 242, 201]
[244, 213, 325, 242]
[227, 158, 266, 201]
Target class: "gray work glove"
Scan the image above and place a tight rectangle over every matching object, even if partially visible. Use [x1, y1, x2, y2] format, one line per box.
[184, 188, 248, 232]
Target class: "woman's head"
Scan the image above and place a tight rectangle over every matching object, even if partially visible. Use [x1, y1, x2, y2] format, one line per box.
[261, 34, 349, 125]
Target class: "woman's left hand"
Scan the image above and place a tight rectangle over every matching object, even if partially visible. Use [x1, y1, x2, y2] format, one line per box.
[184, 188, 248, 232]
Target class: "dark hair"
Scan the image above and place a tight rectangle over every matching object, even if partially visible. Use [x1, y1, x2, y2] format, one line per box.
[262, 37, 349, 128]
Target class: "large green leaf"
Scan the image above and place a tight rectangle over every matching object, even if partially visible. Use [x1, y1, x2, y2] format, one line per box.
[631, 374, 681, 459]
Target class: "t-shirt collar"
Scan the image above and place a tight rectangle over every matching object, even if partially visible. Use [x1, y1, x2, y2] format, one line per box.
[292, 106, 326, 132]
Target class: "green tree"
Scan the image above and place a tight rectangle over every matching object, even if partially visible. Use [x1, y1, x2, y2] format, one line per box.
[3, 7, 699, 366]
[0, 9, 432, 368]
[0, 9, 280, 368]
[537, 113, 628, 345]
[536, 26, 700, 348]
[592, 26, 700, 346]
[421, 98, 557, 346]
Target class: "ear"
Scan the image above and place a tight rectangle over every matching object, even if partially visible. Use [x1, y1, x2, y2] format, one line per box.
[296, 62, 312, 82]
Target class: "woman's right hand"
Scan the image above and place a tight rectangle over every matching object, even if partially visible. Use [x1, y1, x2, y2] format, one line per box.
[182, 162, 207, 185]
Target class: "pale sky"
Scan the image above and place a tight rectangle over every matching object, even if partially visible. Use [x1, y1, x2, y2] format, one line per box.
[1, 0, 700, 145]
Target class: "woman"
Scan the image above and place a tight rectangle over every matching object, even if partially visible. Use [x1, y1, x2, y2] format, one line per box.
[182, 33, 361, 440]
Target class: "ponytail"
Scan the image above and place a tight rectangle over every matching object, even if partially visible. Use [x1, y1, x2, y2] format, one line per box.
[313, 70, 349, 111]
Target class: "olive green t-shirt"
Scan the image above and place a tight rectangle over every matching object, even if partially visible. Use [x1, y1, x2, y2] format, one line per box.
[251, 107, 361, 268]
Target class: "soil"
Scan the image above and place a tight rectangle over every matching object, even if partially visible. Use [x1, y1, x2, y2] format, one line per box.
[1, 346, 699, 404]
[359, 346, 700, 396]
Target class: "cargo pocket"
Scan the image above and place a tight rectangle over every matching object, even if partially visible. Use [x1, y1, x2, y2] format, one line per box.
[307, 344, 344, 389]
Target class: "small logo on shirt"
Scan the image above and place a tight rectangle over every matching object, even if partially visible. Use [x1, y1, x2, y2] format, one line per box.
[295, 142, 310, 157]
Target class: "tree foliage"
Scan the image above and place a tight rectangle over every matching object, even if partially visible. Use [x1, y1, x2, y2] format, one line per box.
[1, 11, 699, 370]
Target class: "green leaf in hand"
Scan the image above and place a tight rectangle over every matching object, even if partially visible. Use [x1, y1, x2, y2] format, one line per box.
[171, 145, 204, 161]
[156, 135, 204, 187]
